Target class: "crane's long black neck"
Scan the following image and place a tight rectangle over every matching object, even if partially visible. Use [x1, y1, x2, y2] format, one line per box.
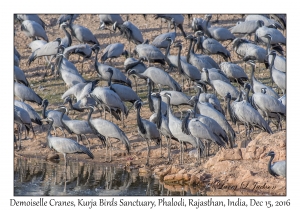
[226, 96, 236, 124]
[265, 37, 271, 54]
[86, 107, 100, 135]
[125, 58, 143, 72]
[244, 88, 250, 103]
[269, 52, 276, 78]
[67, 98, 75, 110]
[187, 38, 193, 64]
[204, 17, 212, 38]
[46, 119, 54, 137]
[177, 46, 184, 75]
[164, 41, 173, 67]
[148, 81, 155, 113]
[156, 95, 162, 129]
[250, 64, 256, 93]
[42, 103, 47, 119]
[177, 24, 186, 38]
[107, 72, 113, 89]
[195, 35, 203, 53]
[94, 49, 100, 74]
[268, 154, 278, 177]
[181, 112, 191, 135]
[136, 105, 146, 134]
[59, 109, 73, 134]
[165, 96, 172, 126]
[62, 26, 72, 47]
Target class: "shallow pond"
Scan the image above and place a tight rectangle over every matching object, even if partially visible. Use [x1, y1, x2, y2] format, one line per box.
[14, 157, 206, 196]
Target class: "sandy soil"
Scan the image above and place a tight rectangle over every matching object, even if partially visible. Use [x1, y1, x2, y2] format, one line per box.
[14, 14, 286, 195]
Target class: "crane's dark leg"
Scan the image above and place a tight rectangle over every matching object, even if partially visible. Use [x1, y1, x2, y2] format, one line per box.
[166, 136, 171, 164]
[146, 139, 150, 166]
[109, 138, 112, 162]
[18, 124, 22, 150]
[105, 137, 108, 162]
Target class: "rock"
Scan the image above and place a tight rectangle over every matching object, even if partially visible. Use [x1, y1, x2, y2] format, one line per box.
[159, 165, 172, 178]
[126, 161, 132, 167]
[170, 165, 181, 174]
[218, 148, 242, 161]
[189, 174, 200, 186]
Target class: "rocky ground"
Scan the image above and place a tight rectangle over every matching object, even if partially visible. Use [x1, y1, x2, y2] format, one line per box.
[14, 14, 286, 195]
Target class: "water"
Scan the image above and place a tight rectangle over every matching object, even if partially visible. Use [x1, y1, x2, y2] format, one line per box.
[14, 157, 205, 196]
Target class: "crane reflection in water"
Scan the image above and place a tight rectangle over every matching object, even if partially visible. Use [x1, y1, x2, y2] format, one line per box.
[14, 157, 207, 196]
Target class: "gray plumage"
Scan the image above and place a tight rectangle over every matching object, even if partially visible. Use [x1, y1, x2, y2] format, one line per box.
[191, 17, 211, 33]
[255, 25, 286, 45]
[61, 82, 87, 100]
[278, 95, 286, 106]
[110, 83, 140, 104]
[174, 42, 201, 83]
[202, 68, 239, 100]
[232, 38, 267, 64]
[87, 106, 130, 162]
[245, 15, 282, 28]
[200, 68, 230, 83]
[14, 54, 20, 67]
[93, 45, 131, 87]
[134, 101, 160, 165]
[57, 14, 79, 26]
[17, 14, 46, 29]
[27, 38, 61, 66]
[193, 87, 235, 148]
[101, 43, 127, 63]
[186, 35, 219, 71]
[124, 57, 147, 75]
[42, 117, 93, 166]
[220, 62, 248, 85]
[195, 31, 231, 61]
[151, 19, 176, 49]
[251, 91, 286, 126]
[99, 14, 124, 29]
[14, 82, 43, 105]
[198, 92, 225, 115]
[14, 105, 35, 149]
[14, 66, 29, 87]
[248, 60, 279, 98]
[161, 92, 198, 164]
[59, 22, 72, 47]
[20, 20, 48, 42]
[114, 21, 144, 45]
[203, 14, 235, 41]
[268, 51, 286, 94]
[134, 43, 165, 66]
[128, 67, 181, 92]
[69, 15, 99, 45]
[64, 96, 96, 112]
[182, 113, 226, 159]
[56, 54, 85, 88]
[154, 14, 186, 37]
[147, 78, 167, 116]
[41, 99, 71, 137]
[160, 90, 193, 107]
[63, 44, 93, 59]
[57, 106, 94, 148]
[90, 86, 128, 120]
[188, 109, 228, 145]
[14, 100, 42, 125]
[266, 151, 286, 177]
[266, 48, 286, 72]
[28, 40, 47, 52]
[229, 20, 263, 38]
[226, 92, 273, 135]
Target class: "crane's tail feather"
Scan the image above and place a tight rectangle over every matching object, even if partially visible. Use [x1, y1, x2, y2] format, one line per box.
[79, 144, 94, 159]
